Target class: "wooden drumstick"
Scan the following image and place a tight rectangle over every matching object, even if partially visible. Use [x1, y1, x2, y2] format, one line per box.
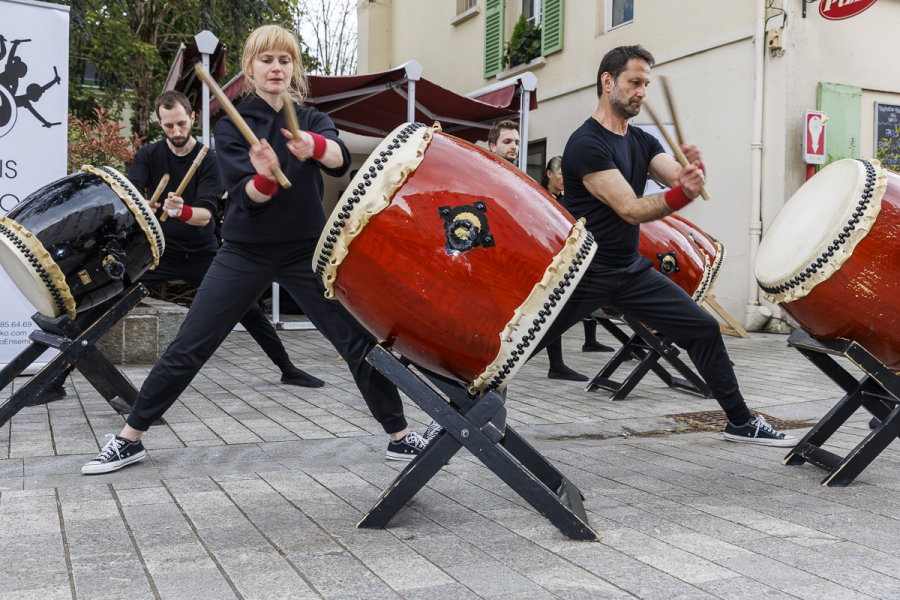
[148, 174, 170, 211]
[160, 145, 208, 222]
[659, 75, 685, 147]
[642, 100, 710, 201]
[281, 91, 306, 162]
[194, 62, 292, 189]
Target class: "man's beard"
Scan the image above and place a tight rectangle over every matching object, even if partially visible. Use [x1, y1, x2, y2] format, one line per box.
[168, 135, 191, 148]
[609, 84, 641, 120]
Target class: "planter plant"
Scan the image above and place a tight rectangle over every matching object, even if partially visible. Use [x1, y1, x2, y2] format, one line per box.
[504, 15, 541, 69]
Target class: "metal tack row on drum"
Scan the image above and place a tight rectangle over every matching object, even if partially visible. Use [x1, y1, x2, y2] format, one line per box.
[314, 122, 597, 394]
[756, 158, 900, 369]
[0, 166, 164, 318]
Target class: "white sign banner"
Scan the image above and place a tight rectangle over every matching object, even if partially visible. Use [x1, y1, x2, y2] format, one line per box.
[0, 0, 69, 366]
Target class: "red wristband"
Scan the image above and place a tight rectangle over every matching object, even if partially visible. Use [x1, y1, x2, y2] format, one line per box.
[664, 186, 694, 211]
[176, 204, 193, 222]
[252, 173, 279, 196]
[309, 132, 327, 160]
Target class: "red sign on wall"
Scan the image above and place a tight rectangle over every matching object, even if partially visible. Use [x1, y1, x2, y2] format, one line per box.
[803, 110, 827, 165]
[820, 0, 878, 21]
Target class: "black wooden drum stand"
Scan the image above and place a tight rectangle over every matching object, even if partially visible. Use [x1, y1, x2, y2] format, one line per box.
[359, 344, 599, 541]
[0, 284, 148, 426]
[783, 330, 900, 487]
[585, 311, 712, 401]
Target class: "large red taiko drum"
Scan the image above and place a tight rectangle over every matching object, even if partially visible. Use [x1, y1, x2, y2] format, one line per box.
[314, 122, 596, 393]
[755, 158, 900, 369]
[639, 217, 714, 301]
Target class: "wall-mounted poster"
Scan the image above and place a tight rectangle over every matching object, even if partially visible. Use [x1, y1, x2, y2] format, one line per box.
[875, 102, 900, 173]
[0, 0, 69, 367]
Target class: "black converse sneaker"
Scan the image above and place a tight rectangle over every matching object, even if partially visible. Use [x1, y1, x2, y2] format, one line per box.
[386, 432, 427, 461]
[423, 420, 444, 444]
[82, 434, 147, 474]
[724, 414, 797, 447]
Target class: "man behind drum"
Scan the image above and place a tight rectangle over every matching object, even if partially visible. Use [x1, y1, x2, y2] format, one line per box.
[537, 45, 796, 446]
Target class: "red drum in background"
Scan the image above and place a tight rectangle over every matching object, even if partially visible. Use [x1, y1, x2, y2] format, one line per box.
[314, 123, 596, 393]
[664, 213, 725, 291]
[639, 218, 713, 301]
[755, 159, 900, 369]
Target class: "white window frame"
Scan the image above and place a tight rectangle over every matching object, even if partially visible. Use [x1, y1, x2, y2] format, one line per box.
[605, 0, 633, 33]
[520, 0, 541, 26]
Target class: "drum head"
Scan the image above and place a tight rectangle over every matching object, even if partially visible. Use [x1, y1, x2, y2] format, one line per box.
[755, 159, 886, 302]
[0, 217, 74, 317]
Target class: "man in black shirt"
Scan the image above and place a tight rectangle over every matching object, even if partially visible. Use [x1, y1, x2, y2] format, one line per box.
[541, 46, 795, 446]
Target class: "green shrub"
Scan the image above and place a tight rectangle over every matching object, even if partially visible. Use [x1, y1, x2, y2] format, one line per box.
[67, 109, 145, 174]
[504, 15, 541, 68]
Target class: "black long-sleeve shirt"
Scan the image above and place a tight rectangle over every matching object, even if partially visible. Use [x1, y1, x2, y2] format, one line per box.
[128, 139, 221, 254]
[213, 96, 351, 244]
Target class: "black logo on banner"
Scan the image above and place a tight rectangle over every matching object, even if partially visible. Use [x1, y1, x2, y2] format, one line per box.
[439, 201, 495, 254]
[0, 35, 62, 139]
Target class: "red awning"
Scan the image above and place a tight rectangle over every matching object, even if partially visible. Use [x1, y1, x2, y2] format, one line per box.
[168, 60, 537, 143]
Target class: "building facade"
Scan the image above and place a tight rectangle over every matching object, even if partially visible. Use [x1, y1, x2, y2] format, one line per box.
[355, 0, 900, 329]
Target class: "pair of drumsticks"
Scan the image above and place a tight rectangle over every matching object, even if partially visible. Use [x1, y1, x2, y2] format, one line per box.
[642, 76, 710, 201]
[147, 145, 209, 221]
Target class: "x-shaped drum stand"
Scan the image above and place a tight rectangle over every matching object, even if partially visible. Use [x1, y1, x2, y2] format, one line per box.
[359, 344, 600, 541]
[0, 284, 148, 426]
[585, 311, 712, 401]
[783, 330, 900, 487]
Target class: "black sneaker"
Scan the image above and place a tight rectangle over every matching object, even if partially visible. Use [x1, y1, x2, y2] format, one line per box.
[582, 341, 614, 352]
[82, 434, 147, 474]
[386, 432, 427, 461]
[423, 420, 444, 443]
[548, 365, 590, 382]
[280, 366, 325, 388]
[724, 414, 797, 447]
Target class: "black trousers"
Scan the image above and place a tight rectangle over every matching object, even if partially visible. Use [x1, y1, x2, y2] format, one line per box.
[125, 240, 407, 434]
[533, 256, 744, 412]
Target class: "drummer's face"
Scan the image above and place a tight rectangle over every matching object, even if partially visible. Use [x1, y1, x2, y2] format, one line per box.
[252, 49, 293, 96]
[158, 105, 194, 148]
[608, 58, 651, 119]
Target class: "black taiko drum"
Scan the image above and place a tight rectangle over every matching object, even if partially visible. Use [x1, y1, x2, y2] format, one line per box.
[0, 166, 165, 318]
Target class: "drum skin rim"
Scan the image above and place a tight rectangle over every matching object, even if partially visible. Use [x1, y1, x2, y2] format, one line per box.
[81, 165, 166, 269]
[756, 158, 886, 305]
[0, 215, 77, 318]
[474, 219, 597, 394]
[314, 122, 439, 298]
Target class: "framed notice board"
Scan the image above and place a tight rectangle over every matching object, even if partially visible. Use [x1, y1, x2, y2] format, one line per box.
[875, 102, 900, 172]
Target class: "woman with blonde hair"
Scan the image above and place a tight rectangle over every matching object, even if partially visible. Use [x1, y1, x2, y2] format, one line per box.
[82, 24, 426, 474]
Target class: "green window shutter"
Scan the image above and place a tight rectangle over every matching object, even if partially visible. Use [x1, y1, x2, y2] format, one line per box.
[484, 0, 505, 78]
[817, 82, 862, 162]
[541, 0, 564, 55]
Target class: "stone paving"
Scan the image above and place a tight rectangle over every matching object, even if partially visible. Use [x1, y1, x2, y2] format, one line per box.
[2, 322, 899, 600]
